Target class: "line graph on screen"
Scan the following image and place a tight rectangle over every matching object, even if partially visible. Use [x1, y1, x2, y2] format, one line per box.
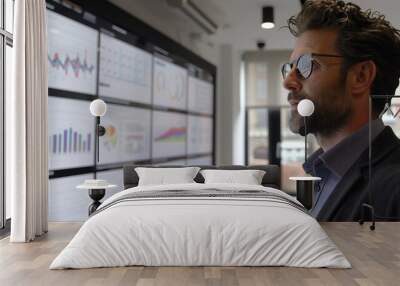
[152, 111, 187, 158]
[48, 51, 95, 78]
[47, 9, 98, 94]
[154, 127, 186, 142]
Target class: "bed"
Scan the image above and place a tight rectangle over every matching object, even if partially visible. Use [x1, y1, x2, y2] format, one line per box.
[50, 165, 351, 269]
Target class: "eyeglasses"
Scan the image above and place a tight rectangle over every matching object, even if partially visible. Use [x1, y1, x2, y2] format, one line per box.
[281, 53, 344, 80]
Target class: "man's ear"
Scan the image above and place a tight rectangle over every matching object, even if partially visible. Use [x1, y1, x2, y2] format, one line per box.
[347, 60, 377, 96]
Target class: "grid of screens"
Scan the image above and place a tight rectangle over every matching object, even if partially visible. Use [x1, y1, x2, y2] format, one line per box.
[47, 1, 215, 221]
[47, 2, 215, 178]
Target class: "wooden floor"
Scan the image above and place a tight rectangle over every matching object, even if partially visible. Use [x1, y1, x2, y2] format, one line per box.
[0, 222, 399, 286]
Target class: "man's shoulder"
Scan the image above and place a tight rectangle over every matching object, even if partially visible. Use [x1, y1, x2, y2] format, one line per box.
[369, 166, 400, 219]
[321, 127, 400, 221]
[365, 127, 400, 180]
[368, 128, 400, 210]
[365, 126, 400, 167]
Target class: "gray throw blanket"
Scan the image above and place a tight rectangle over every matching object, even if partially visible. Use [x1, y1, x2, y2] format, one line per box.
[91, 189, 307, 217]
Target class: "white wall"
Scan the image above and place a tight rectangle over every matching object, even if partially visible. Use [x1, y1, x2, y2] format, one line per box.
[216, 44, 244, 165]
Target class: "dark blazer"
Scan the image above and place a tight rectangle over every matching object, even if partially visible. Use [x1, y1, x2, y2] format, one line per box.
[317, 126, 400, 221]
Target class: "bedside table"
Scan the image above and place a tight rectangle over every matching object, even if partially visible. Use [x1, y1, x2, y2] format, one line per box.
[289, 176, 321, 210]
[77, 180, 117, 216]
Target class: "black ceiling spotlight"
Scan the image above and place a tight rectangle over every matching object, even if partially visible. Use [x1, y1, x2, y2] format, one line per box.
[261, 6, 275, 29]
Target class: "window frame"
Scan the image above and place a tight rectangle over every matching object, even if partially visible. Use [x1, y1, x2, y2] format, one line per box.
[0, 0, 13, 232]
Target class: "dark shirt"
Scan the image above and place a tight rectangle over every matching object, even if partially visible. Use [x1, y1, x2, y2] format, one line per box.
[303, 119, 385, 218]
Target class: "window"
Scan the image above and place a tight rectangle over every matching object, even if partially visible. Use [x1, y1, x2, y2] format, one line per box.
[244, 51, 319, 194]
[1, 0, 14, 230]
[5, 0, 14, 33]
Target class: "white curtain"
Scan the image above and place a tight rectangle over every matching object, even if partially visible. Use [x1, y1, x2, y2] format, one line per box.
[8, 0, 48, 242]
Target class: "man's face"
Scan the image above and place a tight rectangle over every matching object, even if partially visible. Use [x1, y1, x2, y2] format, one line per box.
[283, 29, 352, 136]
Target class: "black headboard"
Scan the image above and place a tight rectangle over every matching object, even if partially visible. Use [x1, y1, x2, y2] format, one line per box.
[123, 165, 281, 190]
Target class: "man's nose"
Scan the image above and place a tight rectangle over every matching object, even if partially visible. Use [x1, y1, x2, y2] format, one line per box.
[283, 67, 302, 94]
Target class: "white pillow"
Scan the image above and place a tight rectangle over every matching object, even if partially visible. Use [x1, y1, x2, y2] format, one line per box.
[200, 169, 266, 185]
[135, 167, 201, 186]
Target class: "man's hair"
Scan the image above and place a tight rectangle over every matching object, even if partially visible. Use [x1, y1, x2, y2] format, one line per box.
[287, 0, 400, 114]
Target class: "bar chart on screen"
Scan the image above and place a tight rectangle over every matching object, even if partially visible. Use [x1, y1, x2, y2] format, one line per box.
[48, 97, 95, 170]
[49, 128, 92, 154]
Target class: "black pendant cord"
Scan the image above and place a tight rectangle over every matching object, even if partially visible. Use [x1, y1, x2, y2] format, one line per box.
[96, 116, 100, 163]
[304, 116, 307, 163]
[359, 96, 375, 230]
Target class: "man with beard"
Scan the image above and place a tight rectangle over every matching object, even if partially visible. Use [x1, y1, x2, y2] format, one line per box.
[282, 0, 400, 221]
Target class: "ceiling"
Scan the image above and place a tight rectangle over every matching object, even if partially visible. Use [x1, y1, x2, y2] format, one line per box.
[191, 0, 400, 52]
[111, 0, 400, 55]
[194, 0, 301, 51]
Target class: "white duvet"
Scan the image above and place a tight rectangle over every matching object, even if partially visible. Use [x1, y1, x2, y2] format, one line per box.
[50, 183, 351, 269]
